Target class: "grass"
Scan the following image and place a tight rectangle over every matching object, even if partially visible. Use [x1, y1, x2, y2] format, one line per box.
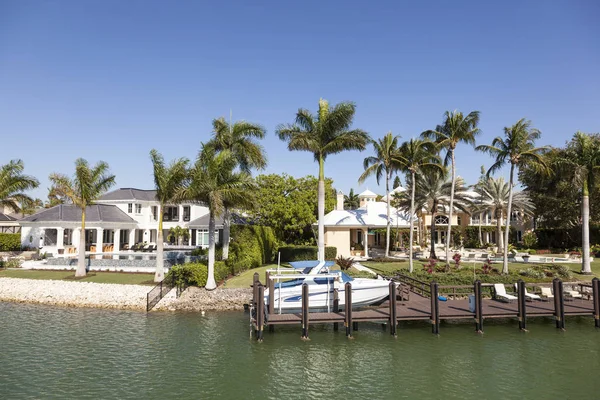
[222, 264, 286, 288]
[0, 269, 156, 285]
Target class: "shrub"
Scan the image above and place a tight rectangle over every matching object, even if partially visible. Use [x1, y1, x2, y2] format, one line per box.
[191, 247, 207, 257]
[335, 255, 354, 271]
[214, 261, 229, 283]
[519, 268, 545, 280]
[168, 263, 208, 287]
[522, 231, 538, 249]
[3, 258, 22, 268]
[278, 245, 337, 262]
[528, 249, 537, 255]
[371, 257, 407, 263]
[554, 265, 573, 279]
[227, 225, 277, 275]
[0, 233, 21, 252]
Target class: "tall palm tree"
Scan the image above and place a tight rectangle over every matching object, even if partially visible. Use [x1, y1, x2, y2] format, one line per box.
[150, 149, 189, 282]
[49, 159, 115, 277]
[476, 118, 548, 274]
[343, 188, 360, 210]
[358, 132, 403, 257]
[478, 177, 535, 263]
[559, 132, 600, 274]
[277, 99, 369, 261]
[0, 159, 39, 214]
[422, 110, 481, 264]
[400, 169, 472, 259]
[396, 139, 442, 271]
[175, 146, 255, 289]
[208, 117, 267, 260]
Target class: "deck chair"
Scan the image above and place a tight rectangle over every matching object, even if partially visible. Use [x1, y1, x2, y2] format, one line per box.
[467, 253, 476, 260]
[514, 283, 541, 301]
[540, 287, 554, 301]
[564, 289, 583, 300]
[493, 284, 517, 302]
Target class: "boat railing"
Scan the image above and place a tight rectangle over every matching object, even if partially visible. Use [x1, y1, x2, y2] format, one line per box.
[266, 272, 341, 315]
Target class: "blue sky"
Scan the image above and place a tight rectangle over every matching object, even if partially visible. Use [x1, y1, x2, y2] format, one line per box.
[1, 0, 599, 200]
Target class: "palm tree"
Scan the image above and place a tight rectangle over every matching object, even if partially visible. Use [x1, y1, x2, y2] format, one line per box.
[559, 132, 600, 274]
[0, 159, 39, 214]
[344, 188, 360, 210]
[395, 139, 442, 272]
[400, 170, 472, 260]
[476, 118, 548, 274]
[422, 110, 481, 264]
[20, 198, 44, 216]
[49, 159, 115, 277]
[358, 132, 403, 257]
[167, 226, 189, 246]
[208, 117, 267, 260]
[150, 149, 189, 282]
[478, 177, 535, 263]
[176, 145, 255, 289]
[277, 99, 369, 261]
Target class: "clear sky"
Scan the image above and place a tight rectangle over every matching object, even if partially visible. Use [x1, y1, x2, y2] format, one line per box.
[1, 0, 599, 200]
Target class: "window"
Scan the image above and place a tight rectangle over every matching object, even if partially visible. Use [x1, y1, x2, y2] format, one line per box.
[457, 216, 461, 226]
[163, 206, 179, 222]
[135, 204, 142, 214]
[183, 206, 191, 222]
[128, 203, 132, 213]
[434, 215, 449, 225]
[151, 206, 158, 221]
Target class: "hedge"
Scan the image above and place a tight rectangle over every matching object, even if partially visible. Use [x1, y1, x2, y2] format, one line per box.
[168, 261, 229, 287]
[226, 225, 277, 275]
[0, 233, 21, 252]
[534, 227, 600, 249]
[278, 245, 337, 262]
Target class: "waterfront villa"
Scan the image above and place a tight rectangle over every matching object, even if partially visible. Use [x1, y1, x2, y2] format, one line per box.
[18, 188, 221, 256]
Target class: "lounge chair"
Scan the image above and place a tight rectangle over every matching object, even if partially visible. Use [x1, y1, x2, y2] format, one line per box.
[514, 283, 541, 301]
[121, 244, 130, 251]
[467, 253, 476, 260]
[564, 289, 583, 301]
[493, 284, 518, 302]
[540, 287, 554, 301]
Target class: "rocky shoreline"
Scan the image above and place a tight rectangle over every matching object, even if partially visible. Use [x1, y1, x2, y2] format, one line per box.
[0, 277, 251, 312]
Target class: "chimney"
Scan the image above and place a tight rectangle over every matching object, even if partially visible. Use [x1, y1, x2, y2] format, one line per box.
[336, 190, 344, 210]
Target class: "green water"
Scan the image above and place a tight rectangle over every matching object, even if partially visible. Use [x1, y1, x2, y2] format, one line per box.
[1, 302, 599, 399]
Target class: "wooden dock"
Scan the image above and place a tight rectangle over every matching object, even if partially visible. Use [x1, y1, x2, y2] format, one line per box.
[249, 274, 600, 341]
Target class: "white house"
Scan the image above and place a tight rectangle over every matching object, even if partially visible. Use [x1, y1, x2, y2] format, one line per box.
[18, 188, 222, 256]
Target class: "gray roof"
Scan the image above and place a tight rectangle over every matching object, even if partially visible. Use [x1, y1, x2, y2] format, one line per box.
[99, 188, 158, 202]
[0, 213, 17, 222]
[188, 213, 248, 228]
[19, 204, 137, 224]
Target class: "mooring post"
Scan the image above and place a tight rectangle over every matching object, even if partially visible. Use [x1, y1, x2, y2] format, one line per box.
[333, 288, 339, 331]
[517, 280, 527, 331]
[474, 280, 483, 333]
[252, 274, 259, 307]
[268, 273, 275, 315]
[301, 283, 309, 339]
[430, 281, 440, 335]
[256, 284, 265, 342]
[389, 281, 397, 337]
[345, 282, 353, 338]
[553, 278, 565, 330]
[593, 277, 600, 329]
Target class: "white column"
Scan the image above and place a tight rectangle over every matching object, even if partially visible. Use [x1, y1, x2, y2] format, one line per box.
[144, 229, 150, 243]
[363, 228, 369, 258]
[96, 228, 104, 253]
[56, 227, 64, 253]
[114, 229, 121, 252]
[189, 229, 193, 246]
[129, 230, 136, 247]
[73, 228, 81, 254]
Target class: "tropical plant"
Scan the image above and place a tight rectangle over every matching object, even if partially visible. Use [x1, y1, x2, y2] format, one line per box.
[49, 159, 115, 277]
[422, 110, 481, 265]
[476, 118, 548, 274]
[522, 231, 537, 249]
[0, 159, 39, 214]
[207, 117, 267, 260]
[175, 146, 255, 289]
[149, 149, 189, 282]
[358, 132, 403, 257]
[395, 138, 442, 271]
[393, 176, 402, 189]
[20, 198, 43, 216]
[167, 226, 190, 246]
[344, 188, 360, 210]
[277, 99, 369, 261]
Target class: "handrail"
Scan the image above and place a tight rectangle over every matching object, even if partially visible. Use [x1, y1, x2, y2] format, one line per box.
[146, 274, 186, 311]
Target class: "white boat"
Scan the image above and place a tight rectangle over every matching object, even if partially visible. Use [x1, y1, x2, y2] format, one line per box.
[264, 260, 391, 313]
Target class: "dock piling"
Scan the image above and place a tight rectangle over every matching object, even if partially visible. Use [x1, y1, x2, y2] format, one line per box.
[267, 273, 274, 315]
[344, 282, 353, 338]
[301, 283, 309, 339]
[593, 278, 600, 328]
[553, 279, 565, 330]
[474, 280, 483, 333]
[430, 281, 440, 335]
[333, 288, 339, 331]
[256, 284, 265, 342]
[517, 280, 527, 331]
[389, 281, 397, 337]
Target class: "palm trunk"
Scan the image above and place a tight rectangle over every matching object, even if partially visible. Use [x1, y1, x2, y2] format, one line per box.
[385, 171, 391, 258]
[582, 179, 592, 274]
[222, 207, 231, 260]
[206, 210, 217, 290]
[502, 165, 515, 274]
[446, 149, 456, 265]
[155, 205, 164, 282]
[430, 203, 437, 259]
[478, 211, 483, 247]
[76, 208, 87, 277]
[409, 171, 416, 272]
[317, 156, 325, 262]
[496, 209, 503, 254]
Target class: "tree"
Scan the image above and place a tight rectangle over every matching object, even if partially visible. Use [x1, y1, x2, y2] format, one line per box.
[208, 117, 267, 260]
[167, 226, 189, 246]
[476, 118, 548, 274]
[149, 149, 189, 282]
[393, 176, 402, 189]
[343, 188, 360, 210]
[49, 159, 115, 277]
[396, 139, 442, 271]
[559, 132, 600, 274]
[400, 169, 472, 259]
[422, 110, 481, 265]
[20, 198, 43, 216]
[277, 99, 369, 261]
[45, 185, 69, 208]
[176, 146, 255, 289]
[359, 132, 403, 257]
[0, 159, 39, 214]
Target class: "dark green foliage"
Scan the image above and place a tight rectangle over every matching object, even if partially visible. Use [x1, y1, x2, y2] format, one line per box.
[462, 226, 498, 248]
[534, 227, 600, 249]
[335, 255, 354, 271]
[0, 233, 21, 251]
[168, 263, 208, 287]
[191, 247, 207, 256]
[226, 225, 277, 274]
[370, 257, 407, 263]
[278, 245, 337, 262]
[346, 270, 375, 279]
[518, 264, 573, 280]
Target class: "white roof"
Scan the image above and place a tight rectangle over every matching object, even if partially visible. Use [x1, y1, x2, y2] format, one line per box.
[381, 186, 406, 202]
[358, 189, 378, 198]
[322, 201, 411, 228]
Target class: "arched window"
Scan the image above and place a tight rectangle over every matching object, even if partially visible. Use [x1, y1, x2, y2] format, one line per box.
[434, 215, 449, 225]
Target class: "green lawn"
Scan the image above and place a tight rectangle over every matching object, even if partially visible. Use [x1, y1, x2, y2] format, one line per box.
[0, 269, 156, 285]
[222, 264, 285, 288]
